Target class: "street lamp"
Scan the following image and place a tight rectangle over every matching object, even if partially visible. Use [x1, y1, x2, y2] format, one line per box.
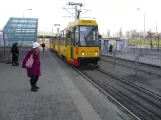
[54, 24, 61, 33]
[137, 8, 146, 56]
[23, 9, 32, 18]
[137, 8, 146, 44]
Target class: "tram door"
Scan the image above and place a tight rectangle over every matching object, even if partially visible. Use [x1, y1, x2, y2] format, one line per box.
[68, 32, 74, 61]
[70, 32, 74, 60]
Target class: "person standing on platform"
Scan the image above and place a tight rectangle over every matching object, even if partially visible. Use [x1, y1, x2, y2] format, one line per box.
[11, 43, 19, 66]
[41, 42, 45, 52]
[14, 43, 19, 65]
[109, 44, 113, 53]
[22, 42, 41, 92]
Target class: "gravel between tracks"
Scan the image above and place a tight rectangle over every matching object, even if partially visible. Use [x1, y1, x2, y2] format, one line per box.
[82, 69, 161, 120]
[99, 56, 161, 97]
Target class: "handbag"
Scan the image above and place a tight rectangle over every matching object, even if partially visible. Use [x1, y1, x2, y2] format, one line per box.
[25, 54, 34, 68]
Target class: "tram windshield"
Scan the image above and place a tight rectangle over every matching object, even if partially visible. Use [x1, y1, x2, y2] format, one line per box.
[78, 26, 99, 46]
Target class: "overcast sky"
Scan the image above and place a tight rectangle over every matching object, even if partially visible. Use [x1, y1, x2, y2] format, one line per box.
[0, 0, 161, 35]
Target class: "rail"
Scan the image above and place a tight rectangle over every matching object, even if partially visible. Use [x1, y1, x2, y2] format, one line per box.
[73, 67, 141, 120]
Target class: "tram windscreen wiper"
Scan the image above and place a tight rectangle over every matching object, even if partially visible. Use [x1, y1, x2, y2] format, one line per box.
[84, 33, 90, 46]
[85, 39, 90, 46]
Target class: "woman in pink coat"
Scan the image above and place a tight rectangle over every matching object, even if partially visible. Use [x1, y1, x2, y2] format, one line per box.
[22, 42, 41, 92]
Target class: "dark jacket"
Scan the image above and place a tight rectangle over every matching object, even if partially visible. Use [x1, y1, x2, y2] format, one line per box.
[11, 43, 19, 55]
[42, 43, 45, 47]
[22, 49, 41, 77]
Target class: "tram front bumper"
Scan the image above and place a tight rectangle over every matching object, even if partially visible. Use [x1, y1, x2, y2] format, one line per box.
[77, 57, 100, 64]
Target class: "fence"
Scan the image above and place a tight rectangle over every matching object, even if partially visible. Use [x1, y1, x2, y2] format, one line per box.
[101, 51, 161, 76]
[102, 51, 161, 67]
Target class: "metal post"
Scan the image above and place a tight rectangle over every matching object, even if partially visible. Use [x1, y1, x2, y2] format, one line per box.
[133, 45, 135, 54]
[144, 12, 146, 45]
[137, 9, 146, 47]
[113, 52, 116, 68]
[2, 31, 6, 63]
[139, 47, 143, 56]
[144, 47, 148, 56]
[75, 6, 77, 20]
[135, 55, 139, 76]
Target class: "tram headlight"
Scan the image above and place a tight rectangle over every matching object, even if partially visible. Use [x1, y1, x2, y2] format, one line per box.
[82, 53, 84, 56]
[95, 52, 98, 56]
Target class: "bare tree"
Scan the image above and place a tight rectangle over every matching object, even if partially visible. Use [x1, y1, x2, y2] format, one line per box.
[156, 23, 160, 51]
[130, 29, 137, 40]
[147, 29, 155, 50]
[139, 31, 144, 38]
[135, 32, 140, 38]
[126, 31, 130, 38]
[119, 27, 123, 37]
[113, 32, 119, 37]
[107, 29, 110, 37]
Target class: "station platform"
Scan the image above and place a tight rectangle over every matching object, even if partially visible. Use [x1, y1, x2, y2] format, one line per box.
[0, 49, 135, 120]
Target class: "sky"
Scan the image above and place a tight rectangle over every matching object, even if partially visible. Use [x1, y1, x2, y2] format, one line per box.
[0, 0, 161, 35]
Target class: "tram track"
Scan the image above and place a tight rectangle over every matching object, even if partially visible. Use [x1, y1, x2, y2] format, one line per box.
[74, 67, 161, 120]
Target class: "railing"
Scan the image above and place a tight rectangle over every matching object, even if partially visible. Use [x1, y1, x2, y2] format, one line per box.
[101, 51, 161, 67]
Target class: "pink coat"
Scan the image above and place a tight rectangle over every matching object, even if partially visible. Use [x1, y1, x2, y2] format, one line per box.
[22, 49, 41, 77]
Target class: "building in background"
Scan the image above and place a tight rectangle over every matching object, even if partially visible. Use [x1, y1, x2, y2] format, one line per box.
[100, 37, 128, 52]
[3, 17, 38, 47]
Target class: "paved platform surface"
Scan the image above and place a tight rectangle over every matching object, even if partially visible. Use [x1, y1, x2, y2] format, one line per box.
[0, 49, 136, 120]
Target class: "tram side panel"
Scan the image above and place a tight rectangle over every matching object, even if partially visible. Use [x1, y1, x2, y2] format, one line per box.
[55, 39, 59, 53]
[53, 38, 56, 52]
[50, 38, 53, 51]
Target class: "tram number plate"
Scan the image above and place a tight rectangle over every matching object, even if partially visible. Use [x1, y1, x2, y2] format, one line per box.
[80, 27, 86, 31]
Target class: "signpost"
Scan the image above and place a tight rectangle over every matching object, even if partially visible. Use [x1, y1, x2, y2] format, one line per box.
[120, 41, 123, 51]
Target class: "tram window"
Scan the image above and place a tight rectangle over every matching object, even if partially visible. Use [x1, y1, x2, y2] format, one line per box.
[98, 35, 102, 39]
[62, 31, 65, 45]
[71, 27, 76, 46]
[68, 32, 71, 45]
[68, 32, 70, 38]
[61, 31, 63, 45]
[63, 31, 65, 45]
[71, 33, 74, 46]
[64, 30, 66, 45]
[75, 26, 79, 46]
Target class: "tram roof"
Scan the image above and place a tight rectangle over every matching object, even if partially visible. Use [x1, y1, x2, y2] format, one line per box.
[66, 19, 98, 29]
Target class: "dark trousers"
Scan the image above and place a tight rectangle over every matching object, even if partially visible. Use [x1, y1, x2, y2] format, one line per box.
[43, 47, 45, 52]
[30, 76, 39, 88]
[12, 54, 18, 66]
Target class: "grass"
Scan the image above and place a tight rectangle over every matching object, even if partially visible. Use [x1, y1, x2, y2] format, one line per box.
[128, 38, 161, 47]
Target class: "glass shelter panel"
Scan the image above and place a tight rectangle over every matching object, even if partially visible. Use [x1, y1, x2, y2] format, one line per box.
[3, 17, 38, 47]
